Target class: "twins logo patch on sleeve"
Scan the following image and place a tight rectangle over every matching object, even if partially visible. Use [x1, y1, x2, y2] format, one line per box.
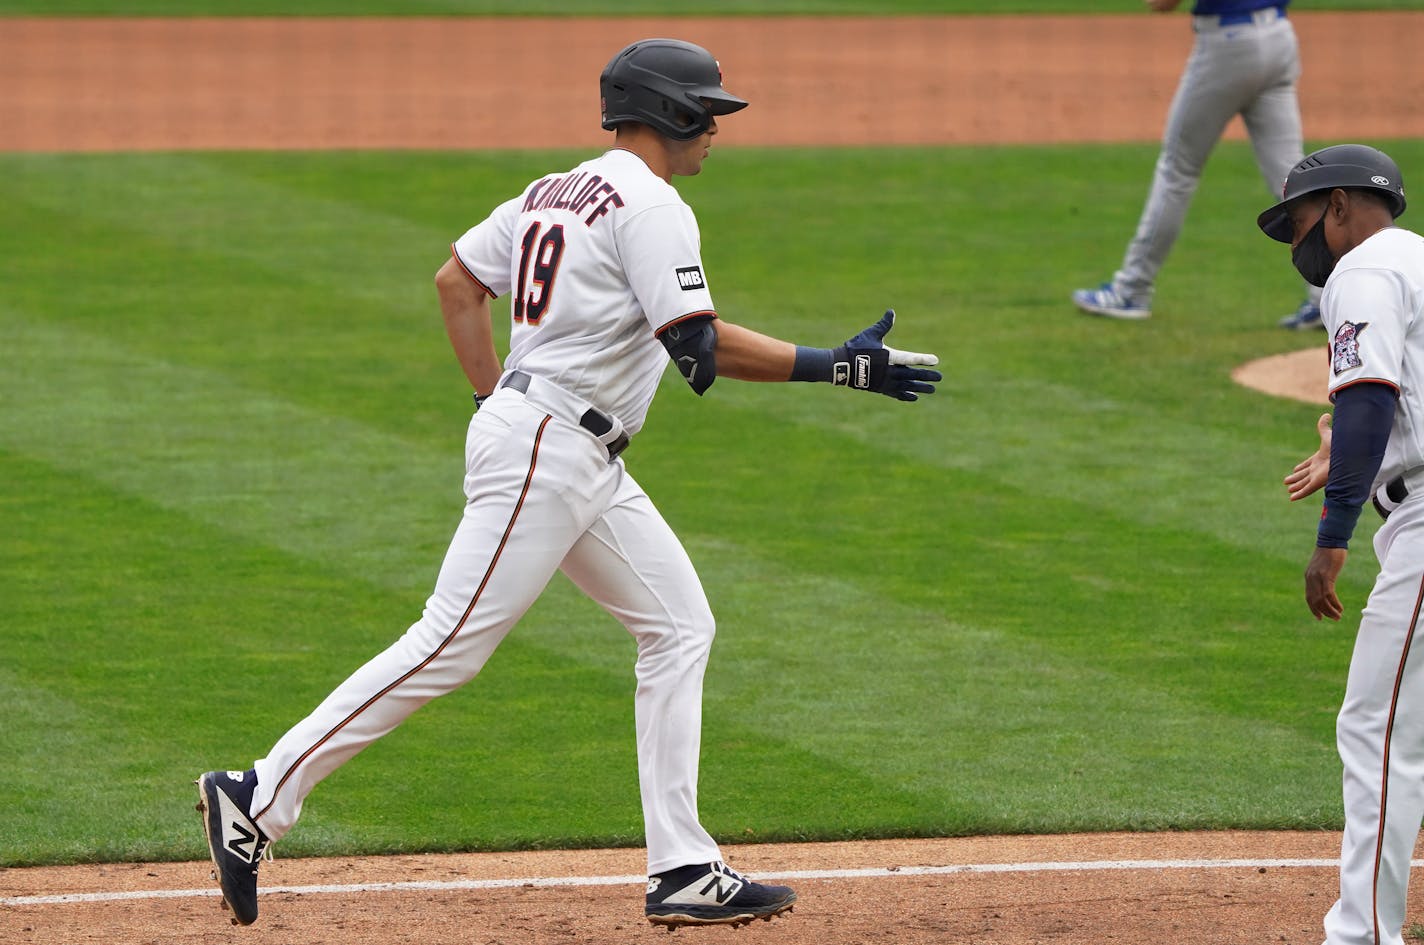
[1332, 321, 1368, 375]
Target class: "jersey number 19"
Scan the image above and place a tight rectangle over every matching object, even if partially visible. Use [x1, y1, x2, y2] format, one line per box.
[514, 222, 566, 325]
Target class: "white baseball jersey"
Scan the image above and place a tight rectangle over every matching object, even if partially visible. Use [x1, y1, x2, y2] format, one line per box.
[1322, 226, 1424, 492]
[1317, 224, 1424, 945]
[451, 148, 716, 434]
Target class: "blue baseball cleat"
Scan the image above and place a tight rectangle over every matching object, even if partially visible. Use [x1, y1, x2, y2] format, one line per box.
[645, 860, 796, 928]
[195, 769, 270, 926]
[1072, 282, 1152, 320]
[1278, 300, 1323, 330]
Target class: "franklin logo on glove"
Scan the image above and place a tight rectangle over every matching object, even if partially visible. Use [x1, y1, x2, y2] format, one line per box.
[854, 354, 872, 389]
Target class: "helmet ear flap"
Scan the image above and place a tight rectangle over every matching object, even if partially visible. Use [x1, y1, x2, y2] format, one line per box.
[660, 98, 708, 137]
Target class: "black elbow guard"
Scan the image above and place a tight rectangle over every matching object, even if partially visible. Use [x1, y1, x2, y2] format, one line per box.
[660, 316, 718, 395]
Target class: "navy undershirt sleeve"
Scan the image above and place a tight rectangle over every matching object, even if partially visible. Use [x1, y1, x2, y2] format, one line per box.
[790, 346, 835, 382]
[1318, 382, 1398, 548]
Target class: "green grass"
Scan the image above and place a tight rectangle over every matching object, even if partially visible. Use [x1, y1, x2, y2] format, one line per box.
[5, 139, 1419, 867]
[3, 1, 1421, 14]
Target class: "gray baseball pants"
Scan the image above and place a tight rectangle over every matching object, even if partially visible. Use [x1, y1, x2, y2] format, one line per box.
[1113, 10, 1311, 304]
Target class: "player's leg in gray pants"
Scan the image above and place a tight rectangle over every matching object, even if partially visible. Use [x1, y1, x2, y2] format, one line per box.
[1113, 17, 1303, 303]
[1239, 29, 1320, 306]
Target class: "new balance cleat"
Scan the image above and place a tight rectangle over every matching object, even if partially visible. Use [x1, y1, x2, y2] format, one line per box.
[195, 769, 270, 926]
[645, 861, 796, 928]
[1072, 282, 1152, 320]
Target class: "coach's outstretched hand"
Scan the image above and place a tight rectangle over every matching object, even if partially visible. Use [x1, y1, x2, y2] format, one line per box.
[837, 310, 942, 401]
[1284, 412, 1332, 502]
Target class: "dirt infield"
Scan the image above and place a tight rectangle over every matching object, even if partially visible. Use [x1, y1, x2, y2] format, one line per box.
[3, 831, 1410, 945]
[3, 13, 1423, 152]
[4, 12, 1420, 942]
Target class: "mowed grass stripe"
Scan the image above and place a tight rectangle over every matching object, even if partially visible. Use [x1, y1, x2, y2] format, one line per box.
[0, 305, 462, 593]
[1, 152, 474, 441]
[0, 293, 1351, 597]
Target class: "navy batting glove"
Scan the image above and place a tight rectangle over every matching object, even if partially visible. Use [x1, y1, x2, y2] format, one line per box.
[835, 310, 942, 401]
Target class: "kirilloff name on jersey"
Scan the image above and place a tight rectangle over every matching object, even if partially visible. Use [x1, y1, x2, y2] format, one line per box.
[522, 172, 625, 227]
[675, 266, 705, 291]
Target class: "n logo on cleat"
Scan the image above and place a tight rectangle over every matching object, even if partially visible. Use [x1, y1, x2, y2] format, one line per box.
[225, 820, 258, 862]
[214, 787, 261, 864]
[698, 873, 743, 904]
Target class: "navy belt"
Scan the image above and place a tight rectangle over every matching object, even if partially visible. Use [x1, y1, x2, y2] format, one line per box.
[1372, 474, 1409, 521]
[498, 370, 630, 461]
[1214, 4, 1285, 26]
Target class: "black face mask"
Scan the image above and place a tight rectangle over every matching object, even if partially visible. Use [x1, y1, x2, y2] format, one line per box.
[1292, 214, 1337, 288]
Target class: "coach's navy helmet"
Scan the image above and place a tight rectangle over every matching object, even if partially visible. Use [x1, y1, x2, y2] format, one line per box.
[600, 38, 748, 142]
[1258, 143, 1407, 242]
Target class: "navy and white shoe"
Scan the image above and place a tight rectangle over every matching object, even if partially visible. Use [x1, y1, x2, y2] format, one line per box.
[645, 860, 796, 928]
[1278, 300, 1324, 330]
[1072, 282, 1151, 320]
[195, 769, 270, 926]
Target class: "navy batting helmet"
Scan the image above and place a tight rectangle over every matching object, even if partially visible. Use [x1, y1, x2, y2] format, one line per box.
[600, 39, 748, 142]
[1258, 143, 1407, 243]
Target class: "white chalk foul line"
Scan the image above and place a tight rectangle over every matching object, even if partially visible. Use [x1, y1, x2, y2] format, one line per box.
[1, 857, 1369, 908]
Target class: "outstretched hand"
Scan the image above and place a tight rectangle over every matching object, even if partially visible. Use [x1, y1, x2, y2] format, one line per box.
[840, 310, 942, 401]
[1284, 413, 1333, 502]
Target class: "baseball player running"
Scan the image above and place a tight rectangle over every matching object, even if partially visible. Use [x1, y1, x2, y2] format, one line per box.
[1073, 0, 1320, 326]
[195, 38, 941, 931]
[1268, 144, 1424, 945]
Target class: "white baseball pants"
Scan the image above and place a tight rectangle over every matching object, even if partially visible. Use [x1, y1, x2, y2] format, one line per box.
[249, 373, 723, 875]
[1324, 493, 1424, 945]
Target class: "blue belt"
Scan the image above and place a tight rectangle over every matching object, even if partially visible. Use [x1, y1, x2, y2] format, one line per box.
[1214, 4, 1285, 26]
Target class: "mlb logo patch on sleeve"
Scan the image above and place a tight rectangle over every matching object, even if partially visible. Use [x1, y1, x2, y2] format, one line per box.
[675, 266, 706, 291]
